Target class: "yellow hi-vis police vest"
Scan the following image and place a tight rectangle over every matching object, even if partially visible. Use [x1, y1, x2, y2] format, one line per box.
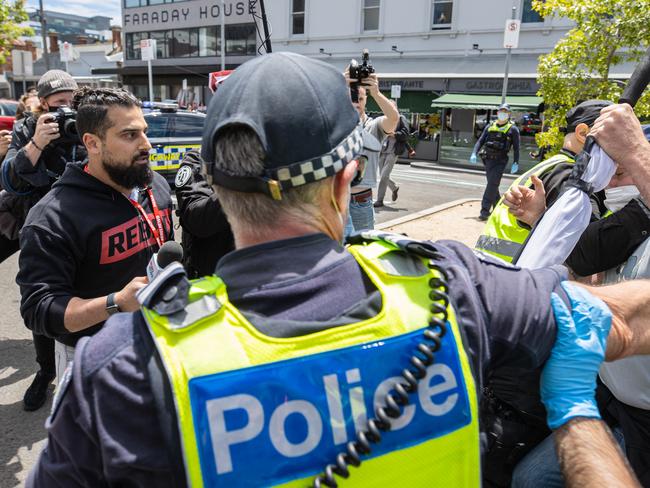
[475, 152, 575, 262]
[141, 238, 480, 487]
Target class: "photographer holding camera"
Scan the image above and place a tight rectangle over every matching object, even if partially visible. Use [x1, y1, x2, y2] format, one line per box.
[1, 70, 86, 412]
[345, 51, 399, 231]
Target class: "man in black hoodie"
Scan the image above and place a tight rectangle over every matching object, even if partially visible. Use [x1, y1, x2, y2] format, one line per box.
[17, 87, 173, 384]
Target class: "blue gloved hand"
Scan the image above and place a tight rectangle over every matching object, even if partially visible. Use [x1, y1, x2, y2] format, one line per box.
[510, 162, 519, 174]
[541, 282, 612, 430]
[469, 153, 477, 164]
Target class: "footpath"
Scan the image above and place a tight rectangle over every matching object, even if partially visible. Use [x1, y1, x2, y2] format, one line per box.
[378, 198, 484, 248]
[0, 198, 483, 487]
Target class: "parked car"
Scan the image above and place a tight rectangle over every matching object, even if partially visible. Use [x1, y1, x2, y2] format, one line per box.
[145, 108, 205, 186]
[519, 112, 542, 135]
[0, 100, 18, 131]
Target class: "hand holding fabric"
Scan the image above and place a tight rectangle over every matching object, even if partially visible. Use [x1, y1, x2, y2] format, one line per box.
[541, 282, 611, 430]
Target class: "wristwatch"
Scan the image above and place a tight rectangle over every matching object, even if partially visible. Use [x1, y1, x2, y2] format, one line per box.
[106, 293, 121, 316]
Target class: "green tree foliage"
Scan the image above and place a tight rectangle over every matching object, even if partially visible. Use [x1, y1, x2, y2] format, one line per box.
[0, 0, 32, 66]
[533, 0, 650, 151]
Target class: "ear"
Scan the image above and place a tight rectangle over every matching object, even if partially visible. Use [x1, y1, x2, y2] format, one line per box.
[333, 160, 358, 215]
[83, 133, 102, 155]
[574, 123, 589, 144]
[39, 97, 48, 110]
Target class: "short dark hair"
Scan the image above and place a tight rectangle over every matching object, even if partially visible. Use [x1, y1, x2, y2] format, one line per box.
[73, 87, 141, 140]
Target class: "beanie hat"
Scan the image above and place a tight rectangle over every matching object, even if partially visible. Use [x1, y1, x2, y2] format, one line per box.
[37, 70, 78, 99]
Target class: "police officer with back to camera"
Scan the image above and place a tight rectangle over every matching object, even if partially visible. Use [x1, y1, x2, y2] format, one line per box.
[1, 69, 86, 412]
[27, 53, 650, 487]
[471, 103, 520, 221]
[174, 149, 234, 278]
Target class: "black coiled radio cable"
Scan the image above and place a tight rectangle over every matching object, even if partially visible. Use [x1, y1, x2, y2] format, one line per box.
[312, 252, 450, 488]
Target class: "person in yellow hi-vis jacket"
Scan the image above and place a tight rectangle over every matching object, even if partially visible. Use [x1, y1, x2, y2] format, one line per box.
[28, 53, 650, 488]
[475, 100, 613, 263]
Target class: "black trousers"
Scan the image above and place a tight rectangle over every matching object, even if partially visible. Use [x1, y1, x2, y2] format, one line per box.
[598, 383, 650, 486]
[0, 234, 55, 377]
[480, 157, 508, 218]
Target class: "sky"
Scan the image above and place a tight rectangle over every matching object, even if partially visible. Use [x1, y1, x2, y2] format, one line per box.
[26, 0, 122, 26]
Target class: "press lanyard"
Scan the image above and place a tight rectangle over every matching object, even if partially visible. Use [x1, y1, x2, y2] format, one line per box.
[84, 164, 165, 248]
[128, 188, 165, 249]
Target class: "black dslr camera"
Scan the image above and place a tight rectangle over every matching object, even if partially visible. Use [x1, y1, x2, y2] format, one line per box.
[50, 107, 80, 145]
[349, 49, 375, 103]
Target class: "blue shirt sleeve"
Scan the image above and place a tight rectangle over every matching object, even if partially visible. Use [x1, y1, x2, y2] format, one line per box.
[510, 124, 520, 163]
[472, 125, 489, 155]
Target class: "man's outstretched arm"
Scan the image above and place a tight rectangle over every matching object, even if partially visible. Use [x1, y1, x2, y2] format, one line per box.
[555, 419, 640, 488]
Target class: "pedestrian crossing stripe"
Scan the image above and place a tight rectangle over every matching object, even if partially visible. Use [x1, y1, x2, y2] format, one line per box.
[149, 144, 201, 171]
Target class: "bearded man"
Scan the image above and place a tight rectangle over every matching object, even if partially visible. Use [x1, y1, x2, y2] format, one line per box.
[17, 87, 174, 383]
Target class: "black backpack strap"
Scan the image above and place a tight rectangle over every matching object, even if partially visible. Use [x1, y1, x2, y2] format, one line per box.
[136, 313, 188, 488]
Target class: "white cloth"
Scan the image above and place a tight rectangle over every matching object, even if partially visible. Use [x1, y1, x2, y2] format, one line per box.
[517, 145, 616, 269]
[599, 237, 650, 409]
[604, 185, 641, 212]
[55, 340, 75, 389]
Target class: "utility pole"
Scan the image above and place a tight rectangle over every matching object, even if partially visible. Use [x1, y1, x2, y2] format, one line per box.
[259, 0, 272, 53]
[220, 0, 225, 70]
[501, 6, 518, 105]
[39, 0, 50, 70]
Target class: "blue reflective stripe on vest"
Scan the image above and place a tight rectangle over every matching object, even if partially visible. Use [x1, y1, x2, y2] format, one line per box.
[188, 327, 471, 487]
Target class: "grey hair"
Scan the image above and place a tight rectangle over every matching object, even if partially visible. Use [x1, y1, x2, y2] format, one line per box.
[213, 125, 330, 230]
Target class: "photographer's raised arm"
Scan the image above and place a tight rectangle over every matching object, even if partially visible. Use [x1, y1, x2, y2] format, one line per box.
[364, 74, 399, 134]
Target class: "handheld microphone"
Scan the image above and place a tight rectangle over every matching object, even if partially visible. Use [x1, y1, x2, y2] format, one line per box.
[146, 241, 184, 282]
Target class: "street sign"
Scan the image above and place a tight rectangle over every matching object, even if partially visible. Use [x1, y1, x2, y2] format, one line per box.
[140, 39, 157, 61]
[391, 84, 402, 99]
[60, 42, 73, 62]
[503, 19, 521, 49]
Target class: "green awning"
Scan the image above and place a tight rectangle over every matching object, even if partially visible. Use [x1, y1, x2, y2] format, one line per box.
[366, 91, 438, 114]
[431, 93, 543, 111]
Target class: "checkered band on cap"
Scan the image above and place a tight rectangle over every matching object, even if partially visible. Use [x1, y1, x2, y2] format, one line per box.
[270, 126, 364, 190]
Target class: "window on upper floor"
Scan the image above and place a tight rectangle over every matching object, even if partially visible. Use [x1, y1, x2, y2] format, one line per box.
[363, 0, 380, 32]
[292, 0, 305, 35]
[522, 0, 543, 23]
[432, 0, 452, 29]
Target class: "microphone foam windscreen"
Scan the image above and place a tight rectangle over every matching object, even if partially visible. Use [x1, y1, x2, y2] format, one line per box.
[157, 241, 184, 268]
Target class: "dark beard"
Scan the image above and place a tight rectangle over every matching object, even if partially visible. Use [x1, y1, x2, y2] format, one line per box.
[103, 158, 153, 189]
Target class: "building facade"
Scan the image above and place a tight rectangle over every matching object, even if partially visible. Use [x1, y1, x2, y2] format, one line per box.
[117, 0, 262, 106]
[26, 11, 113, 48]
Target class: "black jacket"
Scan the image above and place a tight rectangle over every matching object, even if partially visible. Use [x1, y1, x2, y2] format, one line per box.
[17, 162, 174, 346]
[566, 198, 650, 277]
[175, 150, 234, 278]
[0, 114, 86, 239]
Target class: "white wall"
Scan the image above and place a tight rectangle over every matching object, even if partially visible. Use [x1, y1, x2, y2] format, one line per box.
[265, 0, 573, 71]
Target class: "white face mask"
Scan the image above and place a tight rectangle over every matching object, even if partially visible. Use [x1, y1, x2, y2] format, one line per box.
[497, 112, 509, 122]
[604, 185, 640, 212]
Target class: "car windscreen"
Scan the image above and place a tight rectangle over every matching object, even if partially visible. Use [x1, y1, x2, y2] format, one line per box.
[0, 102, 17, 116]
[168, 114, 205, 138]
[145, 114, 169, 138]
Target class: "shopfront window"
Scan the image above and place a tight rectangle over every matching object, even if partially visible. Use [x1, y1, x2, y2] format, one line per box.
[225, 23, 256, 55]
[432, 0, 453, 29]
[125, 32, 143, 60]
[292, 0, 305, 35]
[150, 30, 169, 59]
[363, 0, 380, 31]
[126, 24, 253, 60]
[199, 26, 219, 57]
